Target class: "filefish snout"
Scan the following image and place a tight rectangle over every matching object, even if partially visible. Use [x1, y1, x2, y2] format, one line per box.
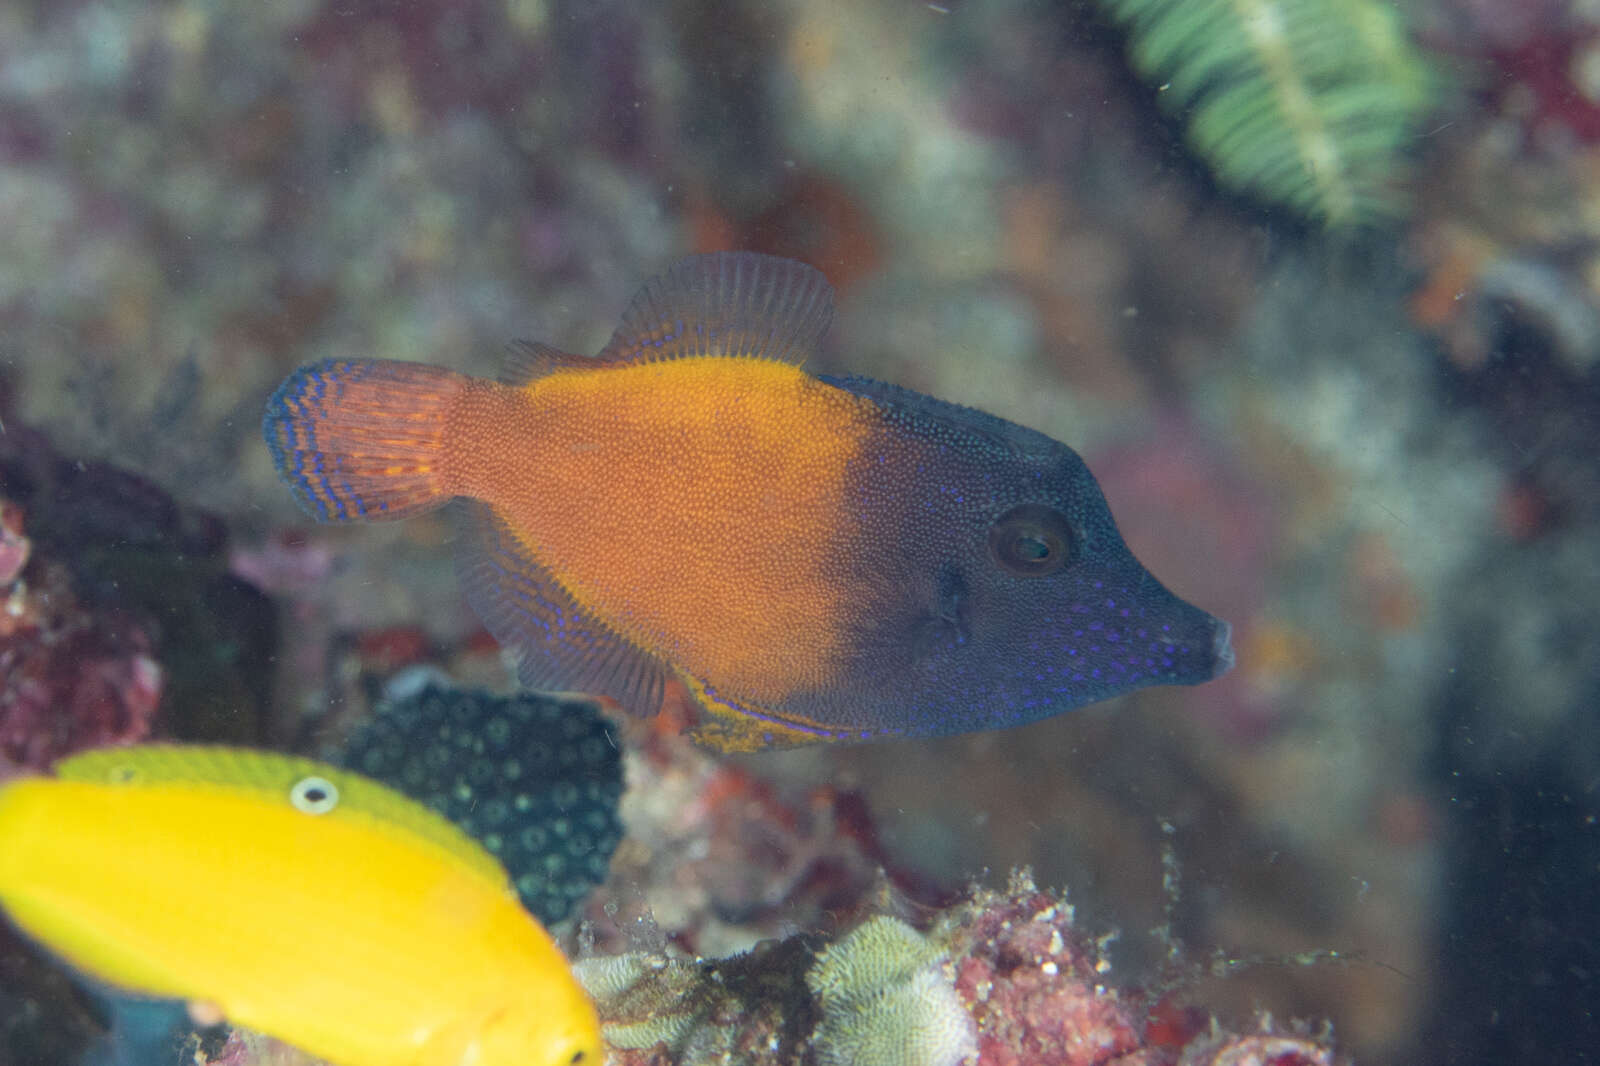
[896, 543, 1235, 740]
[1053, 548, 1236, 691]
[1207, 619, 1236, 677]
[1052, 570, 1234, 689]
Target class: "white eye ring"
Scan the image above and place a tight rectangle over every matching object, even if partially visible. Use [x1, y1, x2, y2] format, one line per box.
[290, 775, 340, 815]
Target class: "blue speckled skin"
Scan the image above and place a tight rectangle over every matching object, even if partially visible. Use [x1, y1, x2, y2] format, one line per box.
[738, 374, 1233, 744]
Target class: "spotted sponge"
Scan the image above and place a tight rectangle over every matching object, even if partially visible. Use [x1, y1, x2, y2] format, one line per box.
[336, 684, 624, 924]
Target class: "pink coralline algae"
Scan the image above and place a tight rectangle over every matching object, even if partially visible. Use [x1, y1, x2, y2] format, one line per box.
[0, 502, 28, 587]
[582, 712, 919, 962]
[944, 874, 1339, 1066]
[0, 499, 163, 771]
[958, 874, 1353, 1066]
[946, 874, 1144, 1065]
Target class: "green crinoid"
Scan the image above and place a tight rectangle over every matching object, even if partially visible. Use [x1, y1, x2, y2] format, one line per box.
[1099, 0, 1439, 227]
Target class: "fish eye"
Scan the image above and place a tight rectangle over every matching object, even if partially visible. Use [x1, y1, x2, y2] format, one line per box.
[289, 775, 340, 815]
[988, 504, 1073, 576]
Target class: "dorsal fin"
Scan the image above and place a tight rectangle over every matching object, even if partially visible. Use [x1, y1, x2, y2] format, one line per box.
[500, 341, 593, 386]
[598, 252, 835, 365]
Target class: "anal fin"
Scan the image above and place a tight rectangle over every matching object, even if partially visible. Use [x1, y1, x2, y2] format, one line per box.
[455, 502, 668, 718]
[679, 676, 882, 752]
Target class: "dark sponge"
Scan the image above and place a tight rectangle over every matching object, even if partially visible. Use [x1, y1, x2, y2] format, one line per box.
[337, 684, 624, 925]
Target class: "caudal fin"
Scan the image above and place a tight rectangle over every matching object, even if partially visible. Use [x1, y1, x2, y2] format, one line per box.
[263, 359, 471, 522]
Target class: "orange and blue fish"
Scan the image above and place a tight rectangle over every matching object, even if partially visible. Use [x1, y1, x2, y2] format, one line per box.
[264, 253, 1232, 751]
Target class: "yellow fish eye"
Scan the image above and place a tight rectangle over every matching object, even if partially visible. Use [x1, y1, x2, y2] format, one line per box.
[289, 776, 340, 815]
[988, 504, 1074, 577]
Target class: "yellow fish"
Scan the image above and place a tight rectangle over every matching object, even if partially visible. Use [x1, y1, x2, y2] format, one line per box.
[0, 745, 602, 1066]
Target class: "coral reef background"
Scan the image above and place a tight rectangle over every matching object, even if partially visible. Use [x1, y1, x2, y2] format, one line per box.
[3, 1, 1599, 1064]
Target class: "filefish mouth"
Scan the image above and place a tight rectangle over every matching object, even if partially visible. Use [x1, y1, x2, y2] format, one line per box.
[1209, 619, 1235, 679]
[1149, 604, 1233, 687]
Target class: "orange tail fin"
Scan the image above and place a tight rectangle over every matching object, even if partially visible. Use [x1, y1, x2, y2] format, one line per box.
[263, 359, 471, 522]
